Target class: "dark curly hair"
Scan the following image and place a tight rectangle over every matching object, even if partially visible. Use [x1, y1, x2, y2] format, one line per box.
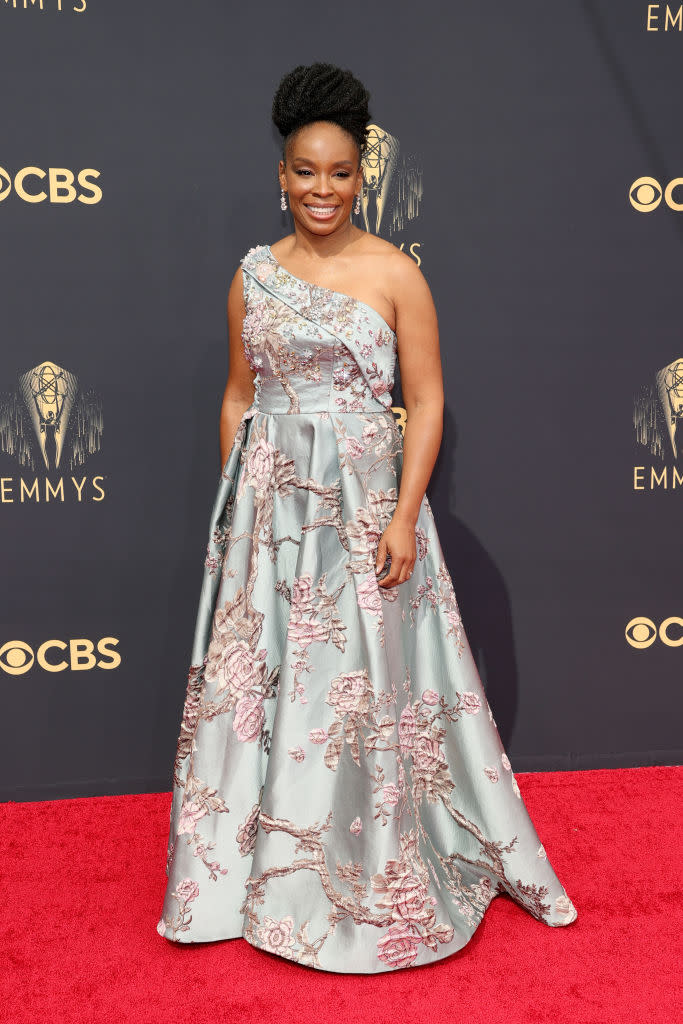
[271, 62, 371, 164]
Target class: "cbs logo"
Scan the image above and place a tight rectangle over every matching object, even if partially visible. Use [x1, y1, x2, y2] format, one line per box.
[0, 638, 120, 675]
[0, 166, 102, 204]
[625, 617, 683, 649]
[629, 177, 683, 212]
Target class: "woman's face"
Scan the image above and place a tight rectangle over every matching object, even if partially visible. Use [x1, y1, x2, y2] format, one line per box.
[278, 120, 363, 235]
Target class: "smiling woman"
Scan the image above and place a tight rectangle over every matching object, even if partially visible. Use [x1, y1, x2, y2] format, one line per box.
[156, 61, 577, 974]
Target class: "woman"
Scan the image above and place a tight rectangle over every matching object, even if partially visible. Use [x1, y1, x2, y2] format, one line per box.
[157, 62, 577, 973]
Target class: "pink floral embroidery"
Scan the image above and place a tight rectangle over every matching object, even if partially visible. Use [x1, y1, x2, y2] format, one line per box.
[254, 261, 275, 282]
[206, 636, 266, 699]
[381, 784, 400, 807]
[309, 727, 328, 744]
[236, 801, 260, 857]
[398, 705, 417, 753]
[173, 878, 200, 903]
[357, 576, 383, 616]
[233, 693, 265, 742]
[461, 691, 481, 715]
[345, 436, 365, 459]
[349, 816, 363, 835]
[177, 800, 208, 836]
[256, 915, 297, 955]
[326, 670, 373, 716]
[376, 923, 421, 969]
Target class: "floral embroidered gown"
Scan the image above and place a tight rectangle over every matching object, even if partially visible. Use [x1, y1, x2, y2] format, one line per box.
[156, 242, 577, 973]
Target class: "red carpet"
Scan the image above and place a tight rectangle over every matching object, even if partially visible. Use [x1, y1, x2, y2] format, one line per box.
[2, 766, 681, 1024]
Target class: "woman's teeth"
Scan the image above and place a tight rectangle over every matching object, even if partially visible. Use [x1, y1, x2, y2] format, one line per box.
[305, 205, 339, 218]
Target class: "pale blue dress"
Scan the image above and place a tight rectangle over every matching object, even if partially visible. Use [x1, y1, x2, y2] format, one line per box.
[156, 243, 577, 972]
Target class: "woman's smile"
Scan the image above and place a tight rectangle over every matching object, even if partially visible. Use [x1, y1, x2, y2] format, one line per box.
[303, 203, 340, 220]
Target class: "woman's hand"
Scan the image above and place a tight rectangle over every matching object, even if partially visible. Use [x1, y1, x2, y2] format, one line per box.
[375, 515, 417, 588]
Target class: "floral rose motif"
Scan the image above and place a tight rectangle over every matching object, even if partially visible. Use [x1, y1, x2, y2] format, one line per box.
[173, 878, 200, 904]
[483, 766, 499, 783]
[381, 784, 400, 807]
[244, 437, 276, 494]
[555, 894, 576, 919]
[287, 745, 305, 762]
[254, 261, 274, 282]
[177, 800, 208, 837]
[345, 436, 365, 459]
[362, 421, 380, 443]
[309, 727, 328, 744]
[256, 915, 296, 955]
[537, 845, 547, 859]
[346, 506, 384, 561]
[447, 607, 463, 630]
[287, 575, 329, 648]
[291, 574, 314, 610]
[236, 802, 260, 857]
[376, 922, 421, 969]
[398, 705, 417, 753]
[392, 875, 433, 924]
[461, 691, 481, 715]
[205, 637, 265, 698]
[501, 752, 512, 771]
[326, 670, 372, 716]
[511, 775, 521, 798]
[349, 816, 363, 835]
[357, 577, 382, 616]
[233, 693, 265, 742]
[156, 919, 167, 937]
[287, 616, 328, 648]
[412, 736, 446, 775]
[421, 689, 439, 706]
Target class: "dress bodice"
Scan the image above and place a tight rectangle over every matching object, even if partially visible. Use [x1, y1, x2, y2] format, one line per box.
[240, 244, 398, 415]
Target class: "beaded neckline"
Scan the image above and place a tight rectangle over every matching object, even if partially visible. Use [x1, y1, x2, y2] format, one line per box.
[264, 244, 397, 339]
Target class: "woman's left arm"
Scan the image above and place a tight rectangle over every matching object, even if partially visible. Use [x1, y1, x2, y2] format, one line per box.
[375, 253, 444, 589]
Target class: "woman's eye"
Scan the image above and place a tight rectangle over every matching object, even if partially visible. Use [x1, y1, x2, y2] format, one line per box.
[294, 170, 350, 177]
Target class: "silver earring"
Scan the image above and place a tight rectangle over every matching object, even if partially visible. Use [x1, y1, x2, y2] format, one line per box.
[280, 188, 287, 211]
[353, 191, 361, 215]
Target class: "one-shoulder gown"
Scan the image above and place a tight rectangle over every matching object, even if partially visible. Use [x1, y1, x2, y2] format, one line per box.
[156, 242, 577, 972]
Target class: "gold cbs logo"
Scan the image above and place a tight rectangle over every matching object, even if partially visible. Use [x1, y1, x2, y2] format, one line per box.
[625, 617, 683, 649]
[0, 638, 121, 674]
[629, 177, 683, 212]
[0, 167, 102, 204]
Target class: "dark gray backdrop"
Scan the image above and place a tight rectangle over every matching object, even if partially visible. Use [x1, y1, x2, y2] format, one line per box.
[1, 0, 681, 801]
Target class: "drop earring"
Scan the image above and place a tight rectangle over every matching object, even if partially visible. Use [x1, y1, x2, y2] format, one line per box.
[280, 188, 288, 211]
[353, 191, 361, 215]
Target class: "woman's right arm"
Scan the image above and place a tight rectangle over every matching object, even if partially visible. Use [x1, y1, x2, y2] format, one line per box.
[219, 266, 257, 469]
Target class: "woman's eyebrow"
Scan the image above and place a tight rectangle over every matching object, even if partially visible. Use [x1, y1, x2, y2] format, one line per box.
[291, 157, 355, 166]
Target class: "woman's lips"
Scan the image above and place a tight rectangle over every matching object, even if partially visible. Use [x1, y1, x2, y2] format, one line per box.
[304, 204, 340, 220]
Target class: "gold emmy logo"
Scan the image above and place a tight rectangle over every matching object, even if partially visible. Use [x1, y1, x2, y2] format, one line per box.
[1, 359, 102, 471]
[633, 357, 683, 490]
[0, 165, 101, 204]
[634, 356, 683, 491]
[0, 360, 105, 502]
[629, 177, 683, 212]
[358, 123, 423, 243]
[625, 617, 683, 648]
[0, 637, 121, 675]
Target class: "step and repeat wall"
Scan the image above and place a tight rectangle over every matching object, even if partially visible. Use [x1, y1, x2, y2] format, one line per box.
[1, 1, 681, 800]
